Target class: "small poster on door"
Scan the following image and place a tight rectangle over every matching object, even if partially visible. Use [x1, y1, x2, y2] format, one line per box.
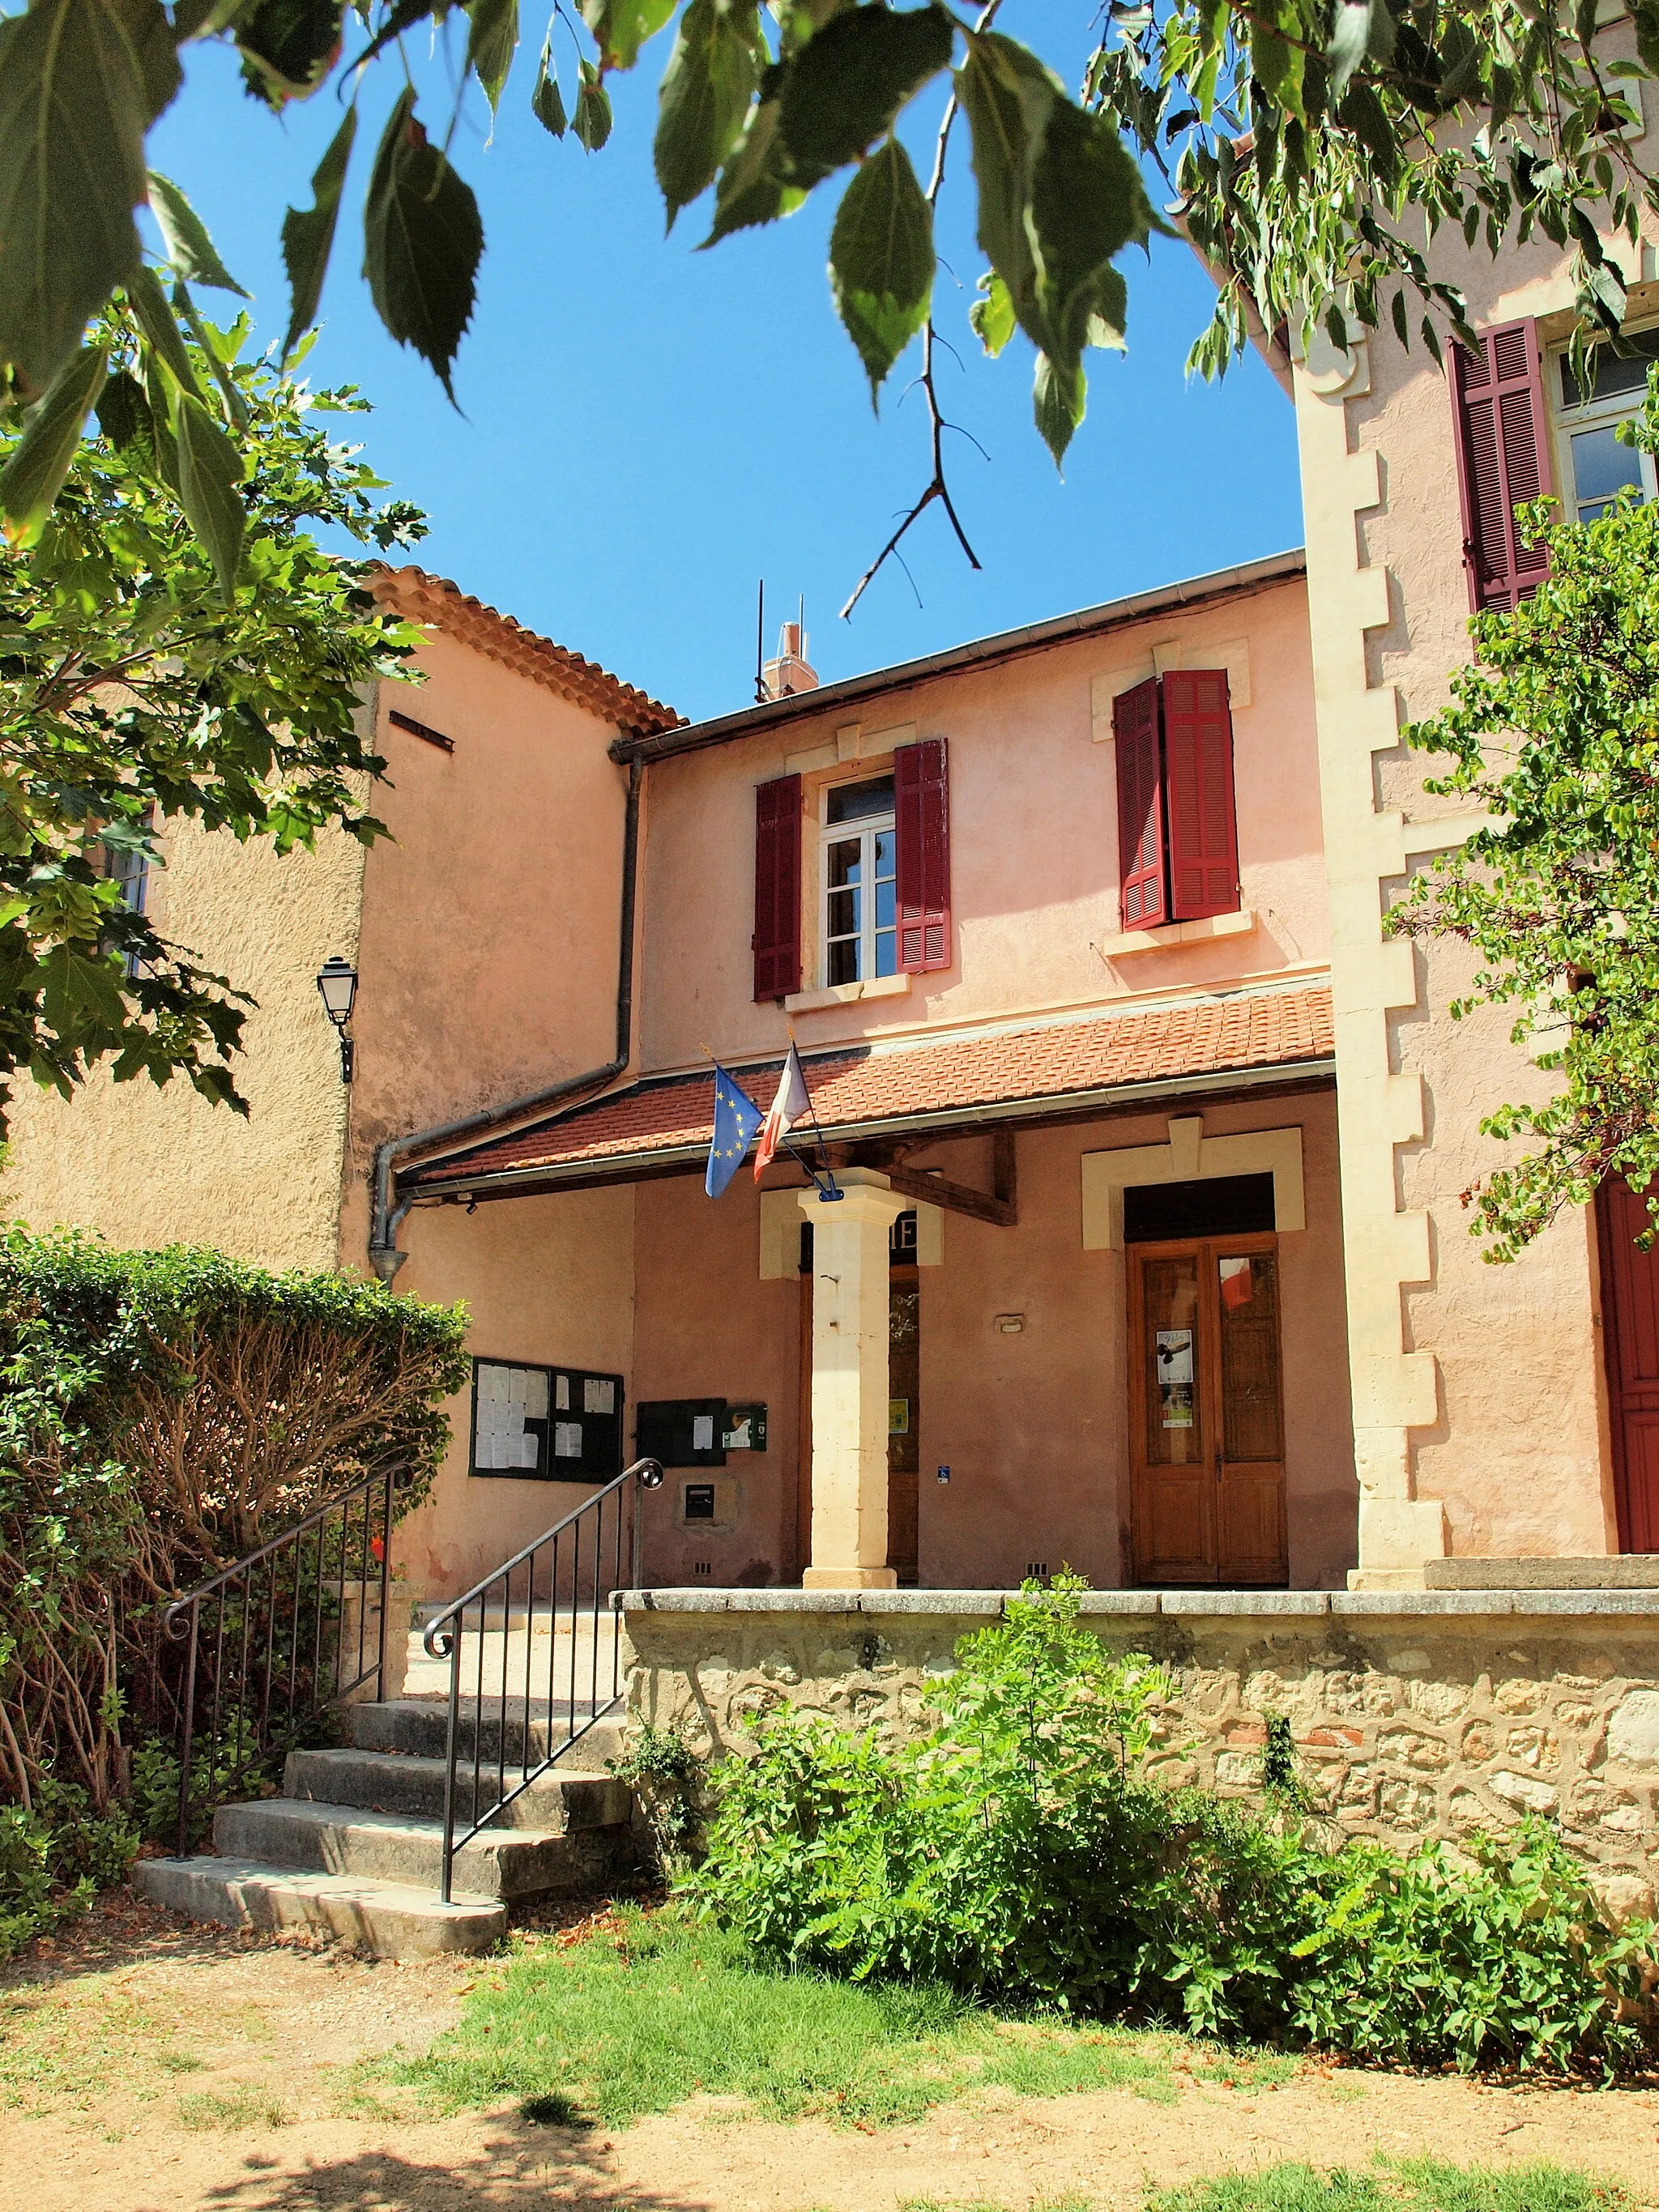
[1156, 1328, 1195, 1429]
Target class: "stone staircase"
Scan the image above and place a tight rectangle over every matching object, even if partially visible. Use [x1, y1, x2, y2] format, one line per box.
[134, 1699, 633, 1958]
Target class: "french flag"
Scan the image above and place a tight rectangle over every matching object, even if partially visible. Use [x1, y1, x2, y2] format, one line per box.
[753, 1043, 811, 1183]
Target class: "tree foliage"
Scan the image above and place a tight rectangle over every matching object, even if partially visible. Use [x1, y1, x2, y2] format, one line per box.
[1, 0, 1653, 556]
[1388, 379, 1659, 1262]
[0, 272, 424, 1127]
[0, 1226, 467, 1840]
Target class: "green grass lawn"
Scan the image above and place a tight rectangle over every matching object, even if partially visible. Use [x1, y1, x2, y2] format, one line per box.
[1140, 2163, 1631, 2212]
[395, 1903, 1296, 2130]
[902, 2167, 1631, 2212]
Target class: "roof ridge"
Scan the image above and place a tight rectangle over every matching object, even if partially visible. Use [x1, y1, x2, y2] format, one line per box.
[372, 565, 684, 735]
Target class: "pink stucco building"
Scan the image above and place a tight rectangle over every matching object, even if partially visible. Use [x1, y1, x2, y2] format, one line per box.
[11, 240, 1659, 1609]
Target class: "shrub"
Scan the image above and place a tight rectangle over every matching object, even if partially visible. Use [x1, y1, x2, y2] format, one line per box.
[690, 1577, 1657, 2075]
[0, 1225, 468, 1948]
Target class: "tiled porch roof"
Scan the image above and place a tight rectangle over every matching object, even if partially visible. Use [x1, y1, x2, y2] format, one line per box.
[404, 984, 1334, 1194]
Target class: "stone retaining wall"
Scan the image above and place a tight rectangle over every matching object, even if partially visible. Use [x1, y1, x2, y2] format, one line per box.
[620, 1589, 1659, 1918]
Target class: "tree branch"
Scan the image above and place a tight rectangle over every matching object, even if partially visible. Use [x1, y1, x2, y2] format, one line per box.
[841, 11, 1001, 622]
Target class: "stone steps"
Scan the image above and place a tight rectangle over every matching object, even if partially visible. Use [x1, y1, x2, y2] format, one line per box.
[348, 1698, 627, 1771]
[133, 1694, 634, 1958]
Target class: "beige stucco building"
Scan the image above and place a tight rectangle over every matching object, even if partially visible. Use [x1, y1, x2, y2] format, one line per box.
[11, 212, 1659, 1611]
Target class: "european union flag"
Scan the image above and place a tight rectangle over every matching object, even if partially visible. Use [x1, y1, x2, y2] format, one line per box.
[706, 1063, 765, 1199]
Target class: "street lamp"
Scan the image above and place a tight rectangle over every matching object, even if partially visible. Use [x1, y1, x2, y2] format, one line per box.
[315, 956, 358, 1084]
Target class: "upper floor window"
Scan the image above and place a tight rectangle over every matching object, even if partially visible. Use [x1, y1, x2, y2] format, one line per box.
[752, 740, 950, 1002]
[821, 774, 896, 985]
[1554, 327, 1659, 523]
[1113, 671, 1240, 930]
[101, 814, 151, 978]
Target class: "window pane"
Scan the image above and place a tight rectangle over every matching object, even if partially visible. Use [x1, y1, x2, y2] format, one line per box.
[875, 879, 895, 930]
[874, 828, 896, 876]
[828, 838, 862, 889]
[1143, 1257, 1201, 1467]
[874, 928, 896, 976]
[828, 776, 895, 825]
[828, 937, 860, 985]
[1571, 424, 1644, 518]
[1560, 330, 1659, 408]
[827, 886, 858, 938]
[1218, 1254, 1282, 1462]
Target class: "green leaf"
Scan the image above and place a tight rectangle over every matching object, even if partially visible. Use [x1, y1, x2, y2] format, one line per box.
[173, 281, 250, 429]
[173, 386, 245, 596]
[125, 260, 203, 398]
[969, 268, 1014, 356]
[146, 171, 249, 294]
[467, 0, 519, 113]
[705, 96, 813, 241]
[0, 342, 109, 545]
[1249, 18, 1306, 121]
[94, 363, 146, 450]
[531, 22, 567, 134]
[574, 56, 614, 148]
[959, 36, 1153, 383]
[655, 0, 762, 228]
[1026, 99, 1153, 373]
[0, 0, 178, 394]
[1033, 352, 1084, 467]
[957, 33, 1054, 352]
[778, 0, 953, 172]
[233, 0, 344, 103]
[828, 135, 932, 401]
[578, 0, 673, 70]
[1634, 0, 1659, 77]
[361, 87, 483, 403]
[279, 104, 356, 361]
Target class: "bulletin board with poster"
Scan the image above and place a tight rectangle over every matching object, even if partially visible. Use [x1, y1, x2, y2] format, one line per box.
[468, 1357, 625, 1481]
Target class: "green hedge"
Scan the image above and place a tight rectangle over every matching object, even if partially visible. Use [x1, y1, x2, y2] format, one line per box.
[0, 1226, 467, 1950]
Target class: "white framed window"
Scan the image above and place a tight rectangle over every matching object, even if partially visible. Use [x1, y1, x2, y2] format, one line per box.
[1552, 326, 1659, 523]
[819, 774, 897, 987]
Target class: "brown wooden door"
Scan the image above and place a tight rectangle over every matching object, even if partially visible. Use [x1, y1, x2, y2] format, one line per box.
[1596, 1178, 1659, 1552]
[1128, 1233, 1288, 1586]
[888, 1265, 920, 1584]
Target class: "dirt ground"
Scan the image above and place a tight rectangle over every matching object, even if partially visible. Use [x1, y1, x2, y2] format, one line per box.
[2, 1889, 1658, 2212]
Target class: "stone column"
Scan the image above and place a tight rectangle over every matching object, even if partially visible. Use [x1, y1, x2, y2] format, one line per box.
[799, 1169, 909, 1589]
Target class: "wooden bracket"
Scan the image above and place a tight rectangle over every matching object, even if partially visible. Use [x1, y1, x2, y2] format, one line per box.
[880, 1129, 1017, 1228]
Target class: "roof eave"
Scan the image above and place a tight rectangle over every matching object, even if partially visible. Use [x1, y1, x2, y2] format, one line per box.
[608, 548, 1306, 767]
[404, 1055, 1337, 1201]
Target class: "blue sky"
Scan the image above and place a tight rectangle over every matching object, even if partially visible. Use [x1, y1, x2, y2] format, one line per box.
[147, 11, 1303, 726]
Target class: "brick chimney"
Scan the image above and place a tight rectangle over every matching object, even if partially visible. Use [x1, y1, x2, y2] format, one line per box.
[761, 620, 817, 700]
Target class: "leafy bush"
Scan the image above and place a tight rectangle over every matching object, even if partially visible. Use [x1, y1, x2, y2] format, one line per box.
[690, 1578, 1657, 2076]
[0, 1225, 467, 1946]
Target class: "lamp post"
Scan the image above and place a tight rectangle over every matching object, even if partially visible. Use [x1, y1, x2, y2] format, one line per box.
[316, 956, 358, 1084]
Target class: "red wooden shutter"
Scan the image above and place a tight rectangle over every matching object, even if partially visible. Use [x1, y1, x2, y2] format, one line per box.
[894, 737, 950, 972]
[1162, 669, 1239, 922]
[1450, 318, 1553, 613]
[1113, 678, 1166, 930]
[752, 774, 802, 1000]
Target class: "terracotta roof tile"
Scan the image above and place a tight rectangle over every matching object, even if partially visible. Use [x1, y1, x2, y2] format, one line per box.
[406, 986, 1334, 1191]
[373, 566, 683, 735]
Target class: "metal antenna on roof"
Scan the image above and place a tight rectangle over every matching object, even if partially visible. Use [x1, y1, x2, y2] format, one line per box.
[754, 579, 766, 705]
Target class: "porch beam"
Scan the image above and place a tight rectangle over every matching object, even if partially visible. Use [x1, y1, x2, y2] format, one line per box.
[877, 1132, 1017, 1229]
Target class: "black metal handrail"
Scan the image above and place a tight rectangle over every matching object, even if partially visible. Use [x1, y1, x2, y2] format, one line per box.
[422, 1455, 663, 1903]
[163, 1467, 397, 1861]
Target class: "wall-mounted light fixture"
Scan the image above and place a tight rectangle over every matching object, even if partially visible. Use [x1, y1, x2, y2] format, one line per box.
[315, 956, 358, 1084]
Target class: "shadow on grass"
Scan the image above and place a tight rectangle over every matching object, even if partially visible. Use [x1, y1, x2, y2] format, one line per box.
[195, 2129, 712, 2212]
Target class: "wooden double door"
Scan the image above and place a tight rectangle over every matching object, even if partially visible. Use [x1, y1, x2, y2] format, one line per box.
[1128, 1232, 1289, 1586]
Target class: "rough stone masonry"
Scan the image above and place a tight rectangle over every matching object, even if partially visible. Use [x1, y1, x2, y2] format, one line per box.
[621, 1589, 1659, 1922]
